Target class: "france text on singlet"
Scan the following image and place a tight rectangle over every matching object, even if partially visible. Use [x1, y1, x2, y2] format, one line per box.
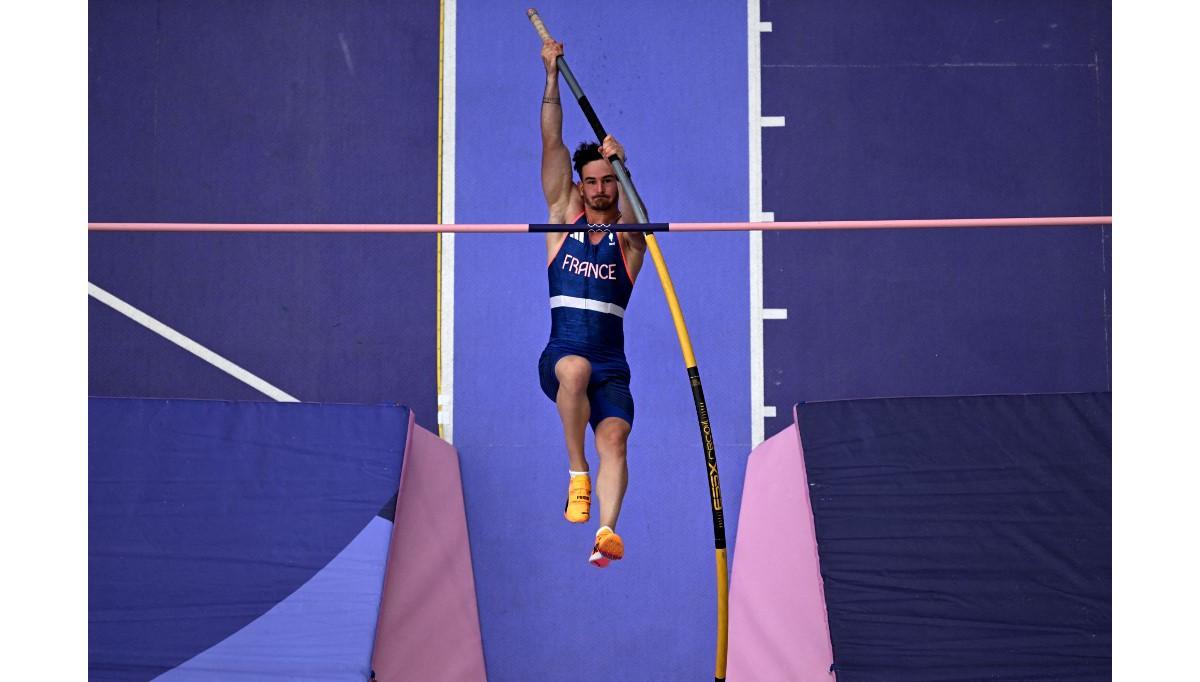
[546, 212, 635, 357]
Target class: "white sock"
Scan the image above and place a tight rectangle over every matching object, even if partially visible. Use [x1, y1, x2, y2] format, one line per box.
[569, 470, 590, 479]
[596, 525, 613, 537]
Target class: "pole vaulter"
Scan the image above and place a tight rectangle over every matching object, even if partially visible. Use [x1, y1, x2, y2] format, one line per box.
[83, 12, 1115, 681]
[525, 8, 730, 680]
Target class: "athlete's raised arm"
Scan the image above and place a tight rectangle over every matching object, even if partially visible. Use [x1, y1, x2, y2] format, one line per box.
[541, 40, 575, 224]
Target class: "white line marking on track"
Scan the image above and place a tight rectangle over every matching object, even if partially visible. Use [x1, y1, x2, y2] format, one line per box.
[759, 22, 773, 33]
[88, 282, 300, 403]
[762, 308, 788, 320]
[439, 0, 457, 443]
[762, 405, 776, 419]
[760, 116, 786, 127]
[749, 0, 768, 446]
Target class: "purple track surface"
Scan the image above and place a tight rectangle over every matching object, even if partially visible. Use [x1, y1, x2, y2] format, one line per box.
[453, 2, 749, 679]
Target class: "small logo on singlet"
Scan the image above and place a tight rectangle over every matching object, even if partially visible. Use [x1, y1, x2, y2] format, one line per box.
[583, 225, 616, 246]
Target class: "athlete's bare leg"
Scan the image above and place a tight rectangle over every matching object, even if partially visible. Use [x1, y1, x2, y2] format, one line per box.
[554, 355, 592, 473]
[593, 416, 631, 530]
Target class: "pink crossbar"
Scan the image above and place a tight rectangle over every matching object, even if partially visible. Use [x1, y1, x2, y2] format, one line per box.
[87, 216, 1111, 233]
[87, 222, 532, 233]
[670, 215, 1111, 231]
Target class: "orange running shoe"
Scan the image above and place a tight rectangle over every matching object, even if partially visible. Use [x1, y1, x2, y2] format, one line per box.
[564, 474, 591, 523]
[589, 526, 624, 568]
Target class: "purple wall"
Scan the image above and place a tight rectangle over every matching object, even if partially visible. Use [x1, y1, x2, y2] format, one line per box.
[88, 0, 440, 427]
[759, 0, 1111, 437]
[89, 0, 438, 223]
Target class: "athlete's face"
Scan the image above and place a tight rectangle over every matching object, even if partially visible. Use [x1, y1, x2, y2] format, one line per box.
[578, 159, 619, 211]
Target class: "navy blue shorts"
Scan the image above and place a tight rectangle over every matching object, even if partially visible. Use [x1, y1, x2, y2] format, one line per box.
[538, 341, 634, 431]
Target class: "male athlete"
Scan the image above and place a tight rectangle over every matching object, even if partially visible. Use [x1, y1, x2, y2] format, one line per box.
[537, 38, 646, 567]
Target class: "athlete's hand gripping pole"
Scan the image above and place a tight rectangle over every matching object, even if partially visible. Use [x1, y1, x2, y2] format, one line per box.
[527, 9, 648, 223]
[527, 9, 730, 681]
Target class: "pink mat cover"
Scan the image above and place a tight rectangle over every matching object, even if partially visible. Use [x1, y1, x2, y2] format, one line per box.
[370, 415, 486, 681]
[727, 414, 836, 680]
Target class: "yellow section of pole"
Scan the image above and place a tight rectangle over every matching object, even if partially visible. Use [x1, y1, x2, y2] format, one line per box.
[716, 547, 729, 677]
[645, 232, 729, 681]
[642, 234, 697, 368]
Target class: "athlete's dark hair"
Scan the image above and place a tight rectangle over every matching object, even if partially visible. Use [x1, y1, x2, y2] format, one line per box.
[572, 141, 603, 180]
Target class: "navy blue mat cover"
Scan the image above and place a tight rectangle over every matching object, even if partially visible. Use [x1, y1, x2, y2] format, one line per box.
[89, 398, 407, 680]
[799, 393, 1110, 680]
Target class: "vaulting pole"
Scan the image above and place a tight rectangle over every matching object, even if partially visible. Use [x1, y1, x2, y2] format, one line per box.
[526, 9, 730, 680]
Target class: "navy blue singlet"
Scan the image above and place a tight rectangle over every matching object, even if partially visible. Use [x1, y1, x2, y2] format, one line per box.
[537, 212, 636, 428]
[546, 212, 635, 354]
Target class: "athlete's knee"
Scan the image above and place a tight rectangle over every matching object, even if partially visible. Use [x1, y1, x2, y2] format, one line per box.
[555, 356, 592, 393]
[596, 419, 630, 457]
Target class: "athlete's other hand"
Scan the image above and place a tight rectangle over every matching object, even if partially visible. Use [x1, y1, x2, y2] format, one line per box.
[542, 40, 564, 76]
[599, 135, 626, 163]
